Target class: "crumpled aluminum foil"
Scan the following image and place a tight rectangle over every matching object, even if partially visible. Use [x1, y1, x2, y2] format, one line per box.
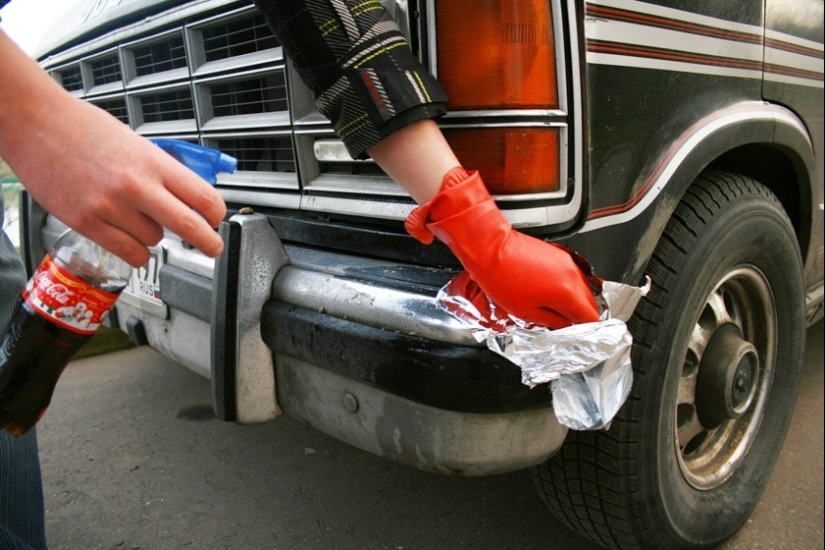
[436, 273, 650, 431]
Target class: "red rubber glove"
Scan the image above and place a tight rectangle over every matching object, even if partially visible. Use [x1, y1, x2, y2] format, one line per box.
[406, 167, 600, 329]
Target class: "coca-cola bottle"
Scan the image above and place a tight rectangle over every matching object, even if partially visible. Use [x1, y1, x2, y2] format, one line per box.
[0, 231, 131, 435]
[0, 139, 236, 435]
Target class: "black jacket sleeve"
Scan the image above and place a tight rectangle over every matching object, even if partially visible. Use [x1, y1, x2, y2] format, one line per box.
[252, 0, 448, 159]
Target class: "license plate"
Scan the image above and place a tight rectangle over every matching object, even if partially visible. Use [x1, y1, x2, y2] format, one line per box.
[120, 246, 167, 317]
[129, 246, 163, 304]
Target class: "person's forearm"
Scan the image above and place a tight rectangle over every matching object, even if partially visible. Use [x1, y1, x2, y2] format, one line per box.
[366, 120, 461, 205]
[0, 31, 72, 158]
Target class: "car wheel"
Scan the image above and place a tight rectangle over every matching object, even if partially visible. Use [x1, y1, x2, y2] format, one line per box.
[531, 172, 806, 549]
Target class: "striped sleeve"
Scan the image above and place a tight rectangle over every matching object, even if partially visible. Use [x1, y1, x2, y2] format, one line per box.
[253, 0, 448, 159]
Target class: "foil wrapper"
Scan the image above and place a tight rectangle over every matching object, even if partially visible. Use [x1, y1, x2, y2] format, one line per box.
[436, 272, 650, 431]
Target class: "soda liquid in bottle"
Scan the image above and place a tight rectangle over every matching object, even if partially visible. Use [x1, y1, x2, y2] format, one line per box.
[0, 230, 131, 435]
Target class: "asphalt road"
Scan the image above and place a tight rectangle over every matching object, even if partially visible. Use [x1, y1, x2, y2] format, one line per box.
[37, 321, 823, 550]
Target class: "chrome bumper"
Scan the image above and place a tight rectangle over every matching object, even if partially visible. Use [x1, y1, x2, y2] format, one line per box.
[114, 212, 568, 475]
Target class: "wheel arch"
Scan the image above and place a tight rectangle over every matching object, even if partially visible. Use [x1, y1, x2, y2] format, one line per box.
[706, 129, 815, 263]
[575, 101, 817, 285]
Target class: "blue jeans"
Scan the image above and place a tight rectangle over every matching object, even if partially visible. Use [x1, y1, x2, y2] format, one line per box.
[0, 191, 48, 550]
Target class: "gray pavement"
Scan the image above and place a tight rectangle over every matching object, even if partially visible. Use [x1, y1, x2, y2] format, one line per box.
[37, 321, 824, 550]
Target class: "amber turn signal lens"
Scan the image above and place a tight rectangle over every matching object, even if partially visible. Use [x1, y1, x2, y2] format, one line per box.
[436, 0, 557, 109]
[442, 128, 560, 194]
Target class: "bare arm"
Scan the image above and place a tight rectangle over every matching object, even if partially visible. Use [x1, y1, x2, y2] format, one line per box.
[0, 30, 226, 267]
[366, 119, 460, 205]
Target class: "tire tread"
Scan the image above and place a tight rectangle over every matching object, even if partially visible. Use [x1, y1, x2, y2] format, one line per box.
[532, 172, 800, 550]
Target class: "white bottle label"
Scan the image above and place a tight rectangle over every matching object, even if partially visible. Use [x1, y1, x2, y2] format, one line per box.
[22, 255, 119, 335]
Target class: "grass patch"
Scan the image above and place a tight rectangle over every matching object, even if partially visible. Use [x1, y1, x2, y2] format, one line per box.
[73, 326, 133, 360]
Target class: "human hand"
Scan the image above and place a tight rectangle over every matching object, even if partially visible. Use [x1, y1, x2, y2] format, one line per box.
[0, 31, 226, 267]
[10, 99, 226, 267]
[406, 168, 600, 328]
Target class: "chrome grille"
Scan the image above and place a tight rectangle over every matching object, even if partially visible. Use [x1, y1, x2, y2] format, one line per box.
[140, 89, 195, 123]
[210, 74, 287, 116]
[57, 65, 83, 91]
[133, 35, 187, 77]
[211, 136, 296, 173]
[90, 55, 122, 86]
[319, 161, 387, 177]
[92, 98, 129, 123]
[202, 14, 278, 62]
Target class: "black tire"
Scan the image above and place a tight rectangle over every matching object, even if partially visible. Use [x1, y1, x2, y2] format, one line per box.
[532, 172, 807, 550]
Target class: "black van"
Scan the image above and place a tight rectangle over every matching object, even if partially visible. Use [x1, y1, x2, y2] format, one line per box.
[21, 1, 824, 548]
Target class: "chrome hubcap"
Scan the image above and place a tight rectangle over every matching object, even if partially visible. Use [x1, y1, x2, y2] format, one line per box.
[674, 267, 776, 490]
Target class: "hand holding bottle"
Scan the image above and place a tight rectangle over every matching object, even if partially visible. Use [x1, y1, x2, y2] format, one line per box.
[0, 141, 236, 436]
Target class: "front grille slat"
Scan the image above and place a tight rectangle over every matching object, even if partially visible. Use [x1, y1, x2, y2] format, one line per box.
[213, 137, 295, 173]
[140, 89, 194, 123]
[133, 35, 187, 77]
[210, 75, 287, 116]
[202, 15, 278, 62]
[93, 98, 129, 124]
[319, 161, 386, 177]
[91, 55, 122, 86]
[57, 66, 84, 92]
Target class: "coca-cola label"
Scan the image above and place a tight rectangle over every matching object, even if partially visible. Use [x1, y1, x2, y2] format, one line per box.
[22, 255, 119, 335]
